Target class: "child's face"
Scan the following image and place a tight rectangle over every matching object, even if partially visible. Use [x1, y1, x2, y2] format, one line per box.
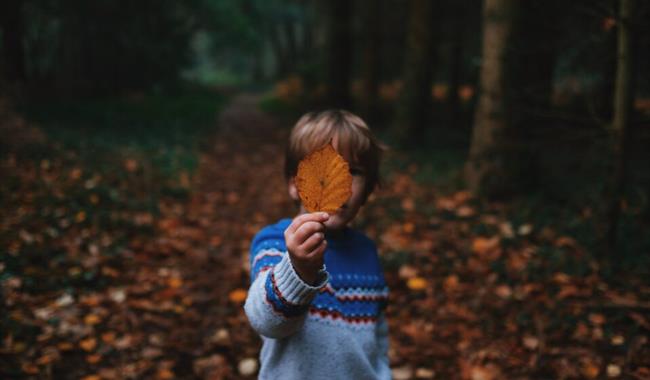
[289, 137, 368, 231]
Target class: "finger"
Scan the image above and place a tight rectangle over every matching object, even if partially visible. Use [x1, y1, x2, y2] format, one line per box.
[294, 221, 326, 245]
[299, 231, 325, 253]
[287, 212, 329, 234]
[288, 212, 328, 235]
[306, 240, 327, 260]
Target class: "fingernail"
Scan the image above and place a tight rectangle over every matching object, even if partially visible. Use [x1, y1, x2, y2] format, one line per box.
[321, 213, 329, 218]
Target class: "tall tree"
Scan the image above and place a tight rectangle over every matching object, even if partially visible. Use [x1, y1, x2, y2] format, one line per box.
[360, 0, 383, 126]
[465, 0, 561, 197]
[606, 0, 636, 254]
[465, 0, 521, 197]
[395, 0, 438, 144]
[446, 0, 466, 130]
[594, 4, 618, 121]
[0, 0, 27, 83]
[327, 0, 352, 108]
[515, 0, 561, 113]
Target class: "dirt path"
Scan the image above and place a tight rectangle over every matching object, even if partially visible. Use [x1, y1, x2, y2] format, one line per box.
[115, 94, 293, 379]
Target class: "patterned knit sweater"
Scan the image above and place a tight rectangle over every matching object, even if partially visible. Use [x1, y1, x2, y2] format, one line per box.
[244, 218, 391, 380]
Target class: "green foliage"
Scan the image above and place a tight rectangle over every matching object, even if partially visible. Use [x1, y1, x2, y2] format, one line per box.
[18, 89, 224, 150]
[258, 93, 301, 123]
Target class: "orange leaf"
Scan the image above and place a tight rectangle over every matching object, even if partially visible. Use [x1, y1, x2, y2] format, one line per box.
[86, 354, 102, 364]
[469, 364, 501, 380]
[589, 313, 606, 325]
[443, 275, 460, 291]
[168, 277, 183, 289]
[79, 337, 97, 352]
[581, 362, 600, 379]
[36, 355, 54, 365]
[407, 277, 428, 290]
[101, 331, 116, 344]
[75, 211, 86, 223]
[229, 288, 248, 303]
[472, 236, 500, 255]
[295, 144, 352, 213]
[124, 158, 138, 172]
[157, 369, 175, 379]
[58, 342, 74, 351]
[22, 363, 39, 375]
[84, 314, 101, 325]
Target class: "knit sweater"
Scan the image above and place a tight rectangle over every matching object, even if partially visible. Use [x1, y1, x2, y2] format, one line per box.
[244, 218, 391, 380]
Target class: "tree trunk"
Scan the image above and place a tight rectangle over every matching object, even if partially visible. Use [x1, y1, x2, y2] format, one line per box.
[516, 0, 560, 112]
[606, 0, 635, 255]
[301, 0, 314, 57]
[327, 0, 352, 108]
[269, 24, 290, 77]
[513, 0, 561, 190]
[0, 0, 27, 83]
[595, 24, 618, 121]
[360, 0, 382, 126]
[464, 0, 520, 197]
[447, 0, 465, 130]
[283, 20, 298, 69]
[395, 0, 437, 144]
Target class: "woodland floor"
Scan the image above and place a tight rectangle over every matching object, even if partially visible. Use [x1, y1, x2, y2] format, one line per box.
[1, 93, 649, 380]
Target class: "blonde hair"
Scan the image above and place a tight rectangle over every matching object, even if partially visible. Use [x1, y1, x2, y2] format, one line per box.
[284, 109, 384, 199]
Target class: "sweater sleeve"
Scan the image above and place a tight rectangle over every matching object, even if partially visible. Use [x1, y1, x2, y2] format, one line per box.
[244, 246, 328, 339]
[375, 312, 391, 379]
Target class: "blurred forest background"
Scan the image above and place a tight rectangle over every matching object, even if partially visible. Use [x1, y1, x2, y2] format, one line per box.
[2, 0, 650, 379]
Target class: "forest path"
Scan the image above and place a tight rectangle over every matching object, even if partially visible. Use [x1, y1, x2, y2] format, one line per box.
[118, 93, 293, 379]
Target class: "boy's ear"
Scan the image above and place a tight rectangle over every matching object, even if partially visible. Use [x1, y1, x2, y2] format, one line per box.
[288, 177, 300, 201]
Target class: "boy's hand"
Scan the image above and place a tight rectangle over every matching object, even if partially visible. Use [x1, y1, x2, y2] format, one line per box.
[284, 212, 329, 285]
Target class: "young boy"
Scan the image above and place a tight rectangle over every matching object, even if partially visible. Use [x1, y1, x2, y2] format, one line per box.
[244, 110, 390, 379]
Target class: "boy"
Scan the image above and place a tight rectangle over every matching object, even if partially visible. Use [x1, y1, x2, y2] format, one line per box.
[244, 110, 390, 379]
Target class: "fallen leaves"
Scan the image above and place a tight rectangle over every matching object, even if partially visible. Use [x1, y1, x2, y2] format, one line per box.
[522, 335, 539, 350]
[228, 288, 248, 303]
[3, 97, 649, 380]
[295, 143, 352, 213]
[459, 362, 502, 380]
[471, 236, 500, 256]
[443, 274, 460, 292]
[494, 284, 512, 299]
[86, 354, 102, 364]
[101, 331, 116, 344]
[156, 369, 175, 379]
[580, 360, 600, 379]
[84, 314, 102, 326]
[238, 357, 259, 376]
[167, 276, 183, 289]
[193, 354, 229, 378]
[606, 363, 622, 377]
[406, 277, 429, 291]
[79, 337, 97, 352]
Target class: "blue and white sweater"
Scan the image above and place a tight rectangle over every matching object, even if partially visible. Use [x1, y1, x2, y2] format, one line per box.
[244, 218, 391, 380]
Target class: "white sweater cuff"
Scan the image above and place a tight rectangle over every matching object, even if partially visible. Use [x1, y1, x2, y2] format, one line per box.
[273, 254, 328, 305]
